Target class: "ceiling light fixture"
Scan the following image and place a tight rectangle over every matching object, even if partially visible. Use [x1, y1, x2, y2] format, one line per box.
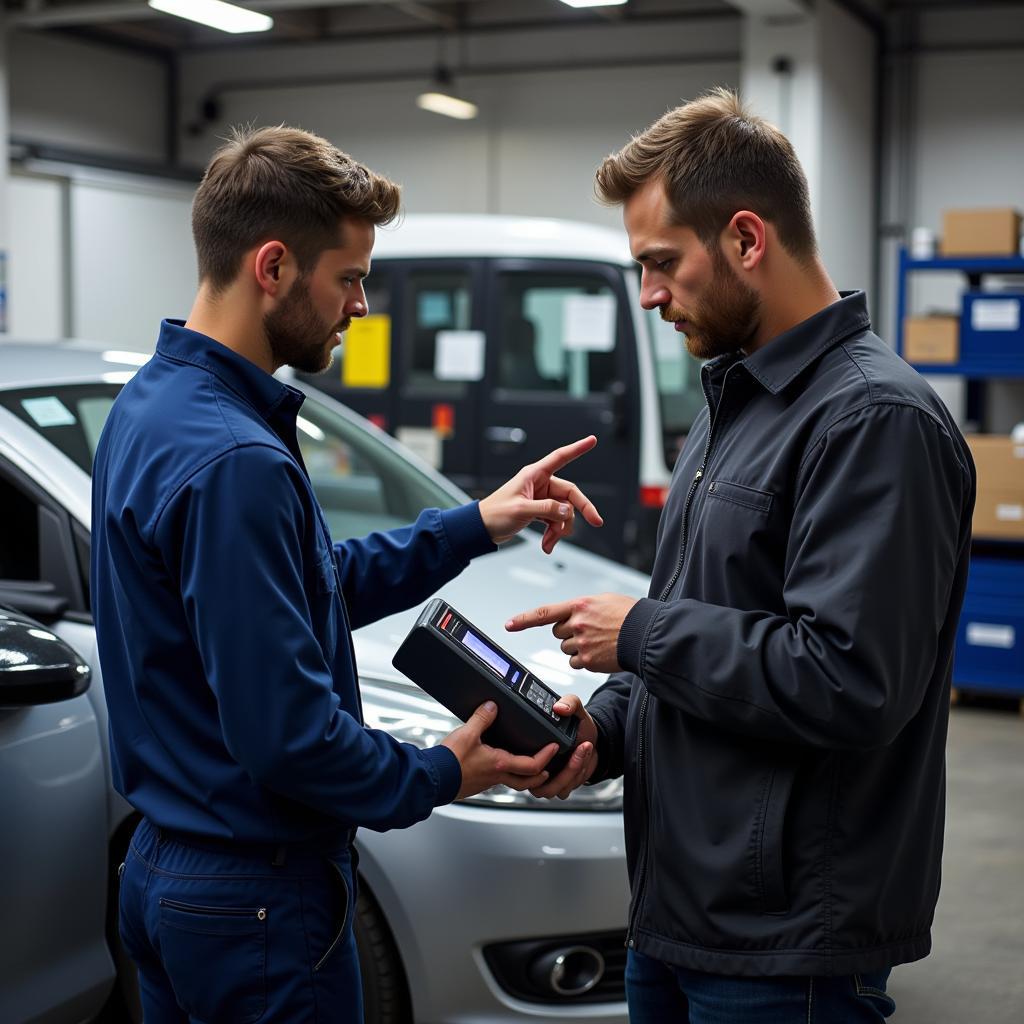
[147, 0, 273, 34]
[416, 67, 478, 121]
[558, 0, 628, 8]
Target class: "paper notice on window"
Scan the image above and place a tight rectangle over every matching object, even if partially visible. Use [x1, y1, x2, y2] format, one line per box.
[435, 330, 485, 381]
[971, 298, 1020, 332]
[21, 396, 76, 427]
[396, 426, 442, 470]
[342, 315, 391, 389]
[418, 292, 453, 328]
[563, 294, 616, 352]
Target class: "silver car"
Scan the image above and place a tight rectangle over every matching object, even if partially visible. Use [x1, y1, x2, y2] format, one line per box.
[0, 339, 646, 1024]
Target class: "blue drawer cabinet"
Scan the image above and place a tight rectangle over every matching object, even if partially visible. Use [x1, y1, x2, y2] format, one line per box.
[959, 292, 1024, 376]
[953, 557, 1024, 696]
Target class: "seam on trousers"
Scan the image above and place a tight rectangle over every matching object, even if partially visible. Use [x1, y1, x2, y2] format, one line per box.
[807, 977, 814, 1024]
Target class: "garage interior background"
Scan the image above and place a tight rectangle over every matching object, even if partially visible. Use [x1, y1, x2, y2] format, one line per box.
[0, 0, 1021, 437]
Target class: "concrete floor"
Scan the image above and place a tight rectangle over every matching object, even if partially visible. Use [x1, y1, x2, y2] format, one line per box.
[887, 703, 1024, 1022]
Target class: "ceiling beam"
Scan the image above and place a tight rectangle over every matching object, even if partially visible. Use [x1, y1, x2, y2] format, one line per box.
[721, 0, 811, 16]
[8, 0, 484, 30]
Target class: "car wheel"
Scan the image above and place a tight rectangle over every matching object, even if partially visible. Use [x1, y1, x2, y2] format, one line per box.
[355, 882, 412, 1024]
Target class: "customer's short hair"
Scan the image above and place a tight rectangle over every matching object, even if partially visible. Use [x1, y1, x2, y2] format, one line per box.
[596, 88, 816, 262]
[192, 125, 401, 291]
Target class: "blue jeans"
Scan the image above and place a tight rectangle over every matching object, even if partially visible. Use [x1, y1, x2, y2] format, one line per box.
[626, 949, 896, 1024]
[119, 818, 362, 1024]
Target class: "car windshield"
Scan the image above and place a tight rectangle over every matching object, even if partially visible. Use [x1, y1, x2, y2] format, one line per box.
[0, 381, 462, 538]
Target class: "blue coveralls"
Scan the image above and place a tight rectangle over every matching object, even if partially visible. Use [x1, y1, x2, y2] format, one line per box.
[92, 320, 494, 1022]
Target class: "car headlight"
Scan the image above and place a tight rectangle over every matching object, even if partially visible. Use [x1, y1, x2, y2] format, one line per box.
[361, 678, 623, 812]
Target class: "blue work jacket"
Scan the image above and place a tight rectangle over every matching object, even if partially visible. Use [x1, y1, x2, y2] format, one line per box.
[92, 320, 493, 846]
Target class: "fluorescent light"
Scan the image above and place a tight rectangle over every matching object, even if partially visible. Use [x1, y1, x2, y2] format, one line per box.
[147, 0, 273, 34]
[416, 91, 479, 121]
[559, 0, 628, 7]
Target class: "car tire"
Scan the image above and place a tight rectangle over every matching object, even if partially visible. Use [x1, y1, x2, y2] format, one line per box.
[355, 882, 412, 1024]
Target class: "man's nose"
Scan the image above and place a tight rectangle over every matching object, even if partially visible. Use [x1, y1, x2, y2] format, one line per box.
[639, 279, 671, 311]
[346, 284, 368, 318]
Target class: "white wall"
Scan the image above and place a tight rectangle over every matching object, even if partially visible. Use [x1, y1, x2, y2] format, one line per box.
[8, 173, 65, 339]
[70, 174, 196, 350]
[176, 16, 741, 228]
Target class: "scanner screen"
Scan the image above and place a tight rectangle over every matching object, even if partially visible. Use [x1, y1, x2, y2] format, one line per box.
[462, 629, 511, 678]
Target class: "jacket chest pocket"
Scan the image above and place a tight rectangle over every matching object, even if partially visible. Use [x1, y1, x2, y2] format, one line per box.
[706, 479, 773, 514]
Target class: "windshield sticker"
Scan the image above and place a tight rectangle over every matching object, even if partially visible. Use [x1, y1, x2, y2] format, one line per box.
[21, 395, 77, 428]
[435, 330, 485, 381]
[342, 314, 391, 389]
[563, 294, 616, 352]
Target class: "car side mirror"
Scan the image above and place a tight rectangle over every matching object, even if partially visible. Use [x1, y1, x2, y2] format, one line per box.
[0, 607, 90, 707]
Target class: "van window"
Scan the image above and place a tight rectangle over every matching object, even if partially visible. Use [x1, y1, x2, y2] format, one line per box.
[405, 270, 473, 396]
[646, 309, 706, 467]
[496, 273, 618, 397]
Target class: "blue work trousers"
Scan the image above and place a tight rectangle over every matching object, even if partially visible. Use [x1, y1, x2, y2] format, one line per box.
[119, 818, 362, 1023]
[626, 949, 896, 1024]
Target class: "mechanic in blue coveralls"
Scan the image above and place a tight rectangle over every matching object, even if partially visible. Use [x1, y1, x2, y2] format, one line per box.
[91, 125, 603, 1024]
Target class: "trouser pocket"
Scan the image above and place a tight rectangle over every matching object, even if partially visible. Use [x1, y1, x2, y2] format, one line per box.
[158, 898, 267, 1023]
[853, 972, 896, 1018]
[314, 859, 352, 972]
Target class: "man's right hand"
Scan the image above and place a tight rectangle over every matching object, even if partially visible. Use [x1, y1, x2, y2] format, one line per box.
[528, 694, 599, 800]
[441, 701, 558, 800]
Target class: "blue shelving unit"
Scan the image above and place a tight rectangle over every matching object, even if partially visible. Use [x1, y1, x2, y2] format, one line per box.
[895, 247, 1024, 698]
[895, 248, 1024, 378]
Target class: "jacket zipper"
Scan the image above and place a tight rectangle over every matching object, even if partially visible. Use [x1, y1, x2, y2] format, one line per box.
[159, 897, 267, 921]
[627, 369, 723, 952]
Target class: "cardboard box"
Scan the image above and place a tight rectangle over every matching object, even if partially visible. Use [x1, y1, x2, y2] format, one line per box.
[903, 316, 959, 364]
[965, 434, 1024, 540]
[941, 208, 1022, 257]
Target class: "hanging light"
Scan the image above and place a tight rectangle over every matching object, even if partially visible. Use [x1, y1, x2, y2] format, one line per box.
[416, 66, 478, 121]
[147, 0, 273, 34]
[558, 0, 628, 8]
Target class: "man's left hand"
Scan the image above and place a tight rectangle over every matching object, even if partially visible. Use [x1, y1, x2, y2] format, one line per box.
[505, 593, 638, 674]
[478, 436, 604, 554]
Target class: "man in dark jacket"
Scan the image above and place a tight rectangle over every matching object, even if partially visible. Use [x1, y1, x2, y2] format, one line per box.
[507, 89, 975, 1022]
[93, 126, 602, 1024]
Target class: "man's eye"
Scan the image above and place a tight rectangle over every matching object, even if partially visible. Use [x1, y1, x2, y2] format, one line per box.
[656, 259, 675, 271]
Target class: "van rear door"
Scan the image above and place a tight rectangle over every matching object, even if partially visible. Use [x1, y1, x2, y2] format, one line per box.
[479, 259, 639, 564]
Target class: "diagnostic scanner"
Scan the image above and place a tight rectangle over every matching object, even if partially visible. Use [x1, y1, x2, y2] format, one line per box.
[393, 599, 579, 774]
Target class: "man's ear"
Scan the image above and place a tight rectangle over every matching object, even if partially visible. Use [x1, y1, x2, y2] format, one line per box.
[253, 241, 295, 297]
[724, 211, 766, 271]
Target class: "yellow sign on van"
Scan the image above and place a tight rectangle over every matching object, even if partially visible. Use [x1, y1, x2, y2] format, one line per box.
[342, 314, 391, 389]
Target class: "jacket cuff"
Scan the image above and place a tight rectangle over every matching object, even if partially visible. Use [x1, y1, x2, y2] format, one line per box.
[421, 744, 462, 806]
[617, 598, 661, 677]
[585, 703, 619, 785]
[439, 502, 497, 564]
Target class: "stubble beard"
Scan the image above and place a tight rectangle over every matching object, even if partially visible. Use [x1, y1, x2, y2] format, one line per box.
[662, 249, 761, 361]
[264, 276, 349, 374]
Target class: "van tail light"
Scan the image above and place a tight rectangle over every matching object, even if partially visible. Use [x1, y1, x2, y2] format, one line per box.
[640, 486, 668, 508]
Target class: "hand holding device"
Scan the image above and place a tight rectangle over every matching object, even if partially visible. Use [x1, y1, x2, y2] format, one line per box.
[527, 694, 600, 801]
[441, 701, 557, 801]
[478, 435, 604, 554]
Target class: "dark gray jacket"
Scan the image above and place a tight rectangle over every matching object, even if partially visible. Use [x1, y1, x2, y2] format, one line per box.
[588, 292, 975, 977]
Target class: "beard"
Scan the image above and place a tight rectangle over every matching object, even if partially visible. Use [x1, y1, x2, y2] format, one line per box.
[662, 248, 761, 360]
[264, 276, 349, 374]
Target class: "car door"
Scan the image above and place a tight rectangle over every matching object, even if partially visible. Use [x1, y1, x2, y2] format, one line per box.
[479, 259, 640, 564]
[0, 452, 113, 1024]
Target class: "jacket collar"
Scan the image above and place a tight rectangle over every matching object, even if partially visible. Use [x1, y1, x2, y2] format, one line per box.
[155, 319, 305, 422]
[735, 290, 871, 396]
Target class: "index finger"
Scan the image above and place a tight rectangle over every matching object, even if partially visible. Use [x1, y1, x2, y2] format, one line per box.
[533, 435, 597, 477]
[504, 600, 575, 632]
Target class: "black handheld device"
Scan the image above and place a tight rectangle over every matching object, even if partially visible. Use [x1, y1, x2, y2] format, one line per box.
[392, 598, 579, 774]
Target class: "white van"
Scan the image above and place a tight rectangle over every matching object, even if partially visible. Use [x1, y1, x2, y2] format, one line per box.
[301, 214, 705, 569]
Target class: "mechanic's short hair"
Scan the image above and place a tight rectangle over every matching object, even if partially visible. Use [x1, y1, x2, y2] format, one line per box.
[192, 124, 401, 291]
[595, 88, 817, 263]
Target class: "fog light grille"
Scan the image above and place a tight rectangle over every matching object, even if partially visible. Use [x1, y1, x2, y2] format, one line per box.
[483, 930, 626, 1005]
